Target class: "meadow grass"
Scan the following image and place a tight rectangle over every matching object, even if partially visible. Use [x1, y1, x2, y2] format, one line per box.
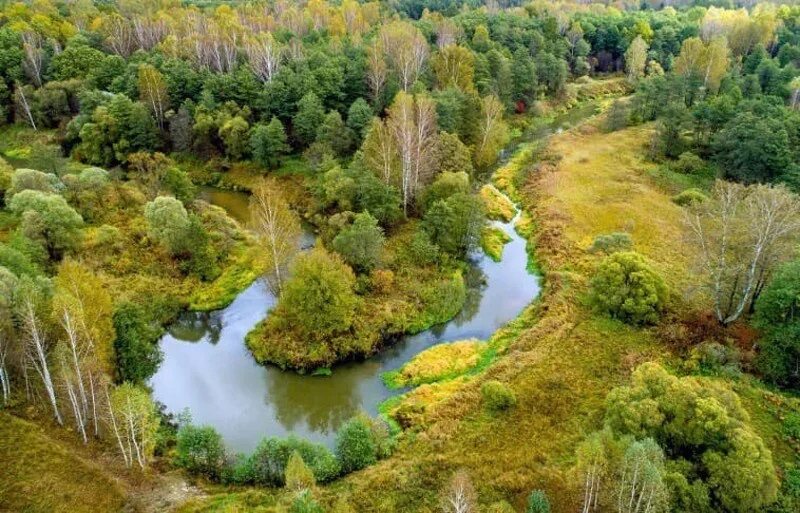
[480, 225, 512, 262]
[480, 184, 516, 222]
[0, 412, 127, 513]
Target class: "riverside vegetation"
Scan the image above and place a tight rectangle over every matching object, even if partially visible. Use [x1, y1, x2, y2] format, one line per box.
[1, 1, 800, 513]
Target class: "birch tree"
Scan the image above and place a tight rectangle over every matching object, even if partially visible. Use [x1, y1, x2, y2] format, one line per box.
[107, 382, 158, 469]
[249, 179, 302, 295]
[576, 430, 613, 513]
[380, 21, 429, 91]
[625, 36, 648, 83]
[685, 181, 800, 325]
[673, 37, 730, 93]
[366, 40, 388, 105]
[361, 117, 400, 185]
[15, 277, 62, 425]
[0, 266, 17, 405]
[474, 95, 508, 170]
[441, 470, 477, 513]
[387, 92, 437, 214]
[21, 30, 44, 87]
[245, 33, 283, 83]
[138, 64, 169, 130]
[616, 439, 668, 513]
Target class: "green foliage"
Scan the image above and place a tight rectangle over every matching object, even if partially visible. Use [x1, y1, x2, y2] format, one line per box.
[317, 111, 353, 157]
[144, 196, 190, 255]
[247, 436, 340, 486]
[420, 171, 470, 213]
[588, 251, 668, 325]
[672, 188, 708, 206]
[219, 116, 250, 161]
[402, 229, 440, 266]
[605, 363, 779, 512]
[481, 380, 517, 412]
[754, 260, 800, 389]
[49, 43, 106, 82]
[422, 192, 484, 257]
[8, 190, 83, 260]
[294, 93, 325, 147]
[346, 98, 373, 141]
[588, 232, 632, 255]
[332, 212, 384, 272]
[336, 415, 378, 473]
[7, 168, 62, 198]
[175, 425, 226, 480]
[112, 302, 163, 384]
[671, 152, 707, 175]
[274, 246, 358, 340]
[285, 450, 316, 491]
[290, 490, 324, 513]
[433, 132, 474, 177]
[250, 117, 289, 170]
[526, 490, 551, 513]
[653, 103, 692, 159]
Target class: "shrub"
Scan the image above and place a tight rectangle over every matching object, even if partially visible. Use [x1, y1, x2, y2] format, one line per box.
[8, 190, 84, 260]
[332, 212, 385, 272]
[672, 152, 706, 174]
[175, 425, 226, 479]
[423, 192, 485, 257]
[672, 188, 708, 206]
[783, 413, 800, 440]
[588, 232, 632, 255]
[336, 416, 377, 473]
[143, 196, 190, 255]
[588, 251, 668, 325]
[526, 490, 551, 513]
[7, 168, 62, 198]
[290, 490, 324, 513]
[248, 436, 340, 486]
[481, 380, 517, 412]
[403, 230, 439, 266]
[285, 450, 316, 491]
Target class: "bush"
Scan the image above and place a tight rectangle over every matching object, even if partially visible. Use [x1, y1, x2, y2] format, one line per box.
[332, 212, 385, 272]
[672, 188, 708, 206]
[481, 380, 517, 412]
[144, 196, 190, 255]
[526, 490, 551, 513]
[672, 152, 706, 174]
[290, 490, 324, 513]
[783, 413, 800, 440]
[588, 251, 668, 325]
[248, 436, 340, 486]
[8, 190, 84, 260]
[336, 416, 377, 473]
[285, 450, 316, 491]
[403, 230, 439, 266]
[175, 425, 226, 479]
[588, 232, 632, 255]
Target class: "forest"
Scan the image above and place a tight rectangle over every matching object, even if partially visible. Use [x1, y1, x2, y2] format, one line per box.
[1, 0, 800, 512]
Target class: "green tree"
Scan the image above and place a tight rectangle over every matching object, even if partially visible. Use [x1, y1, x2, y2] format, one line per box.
[112, 302, 163, 384]
[526, 490, 551, 513]
[422, 192, 484, 257]
[346, 98, 373, 141]
[294, 93, 325, 147]
[712, 112, 793, 184]
[175, 425, 226, 479]
[250, 117, 289, 170]
[317, 110, 353, 157]
[275, 247, 358, 340]
[588, 251, 668, 325]
[49, 42, 106, 81]
[143, 196, 190, 255]
[754, 260, 800, 389]
[285, 450, 316, 491]
[336, 415, 378, 473]
[332, 212, 385, 273]
[433, 133, 473, 177]
[8, 190, 83, 260]
[420, 171, 470, 212]
[107, 383, 159, 468]
[248, 436, 340, 486]
[625, 35, 649, 83]
[219, 115, 250, 161]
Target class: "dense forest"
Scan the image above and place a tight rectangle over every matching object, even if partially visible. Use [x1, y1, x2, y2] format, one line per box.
[1, 0, 800, 512]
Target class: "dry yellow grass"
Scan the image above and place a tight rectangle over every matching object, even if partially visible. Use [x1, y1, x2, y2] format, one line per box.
[394, 339, 482, 387]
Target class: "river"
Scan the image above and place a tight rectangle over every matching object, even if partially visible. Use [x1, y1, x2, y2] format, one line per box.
[149, 103, 599, 453]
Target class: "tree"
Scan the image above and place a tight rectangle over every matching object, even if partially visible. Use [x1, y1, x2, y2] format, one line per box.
[175, 424, 227, 479]
[380, 20, 429, 91]
[433, 132, 473, 177]
[346, 99, 373, 141]
[8, 190, 84, 260]
[361, 117, 400, 188]
[317, 111, 353, 157]
[138, 64, 168, 130]
[526, 490, 551, 513]
[250, 118, 289, 170]
[332, 212, 384, 273]
[673, 37, 730, 93]
[219, 116, 250, 161]
[249, 180, 301, 295]
[245, 33, 283, 83]
[474, 95, 508, 170]
[14, 276, 62, 425]
[106, 382, 158, 469]
[112, 302, 162, 384]
[144, 196, 190, 255]
[0, 266, 15, 404]
[432, 45, 475, 92]
[588, 251, 668, 325]
[625, 36, 649, 83]
[294, 93, 325, 147]
[684, 181, 800, 325]
[387, 92, 438, 214]
[441, 470, 477, 513]
[285, 450, 316, 491]
[423, 192, 484, 257]
[275, 247, 358, 340]
[616, 439, 668, 513]
[336, 415, 378, 473]
[754, 260, 800, 389]
[247, 436, 340, 486]
[366, 40, 388, 106]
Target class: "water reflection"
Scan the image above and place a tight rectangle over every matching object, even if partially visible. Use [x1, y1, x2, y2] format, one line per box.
[151, 190, 540, 453]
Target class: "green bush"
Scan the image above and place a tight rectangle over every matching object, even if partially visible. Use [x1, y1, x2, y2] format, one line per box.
[481, 380, 517, 412]
[112, 302, 163, 384]
[526, 490, 551, 513]
[588, 232, 632, 255]
[175, 425, 226, 479]
[783, 413, 800, 440]
[672, 152, 707, 174]
[672, 188, 709, 206]
[332, 212, 385, 272]
[247, 436, 340, 486]
[588, 251, 668, 325]
[285, 450, 316, 491]
[290, 490, 324, 513]
[336, 416, 377, 473]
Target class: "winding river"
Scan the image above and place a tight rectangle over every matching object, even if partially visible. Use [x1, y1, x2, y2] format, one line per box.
[149, 104, 600, 453]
